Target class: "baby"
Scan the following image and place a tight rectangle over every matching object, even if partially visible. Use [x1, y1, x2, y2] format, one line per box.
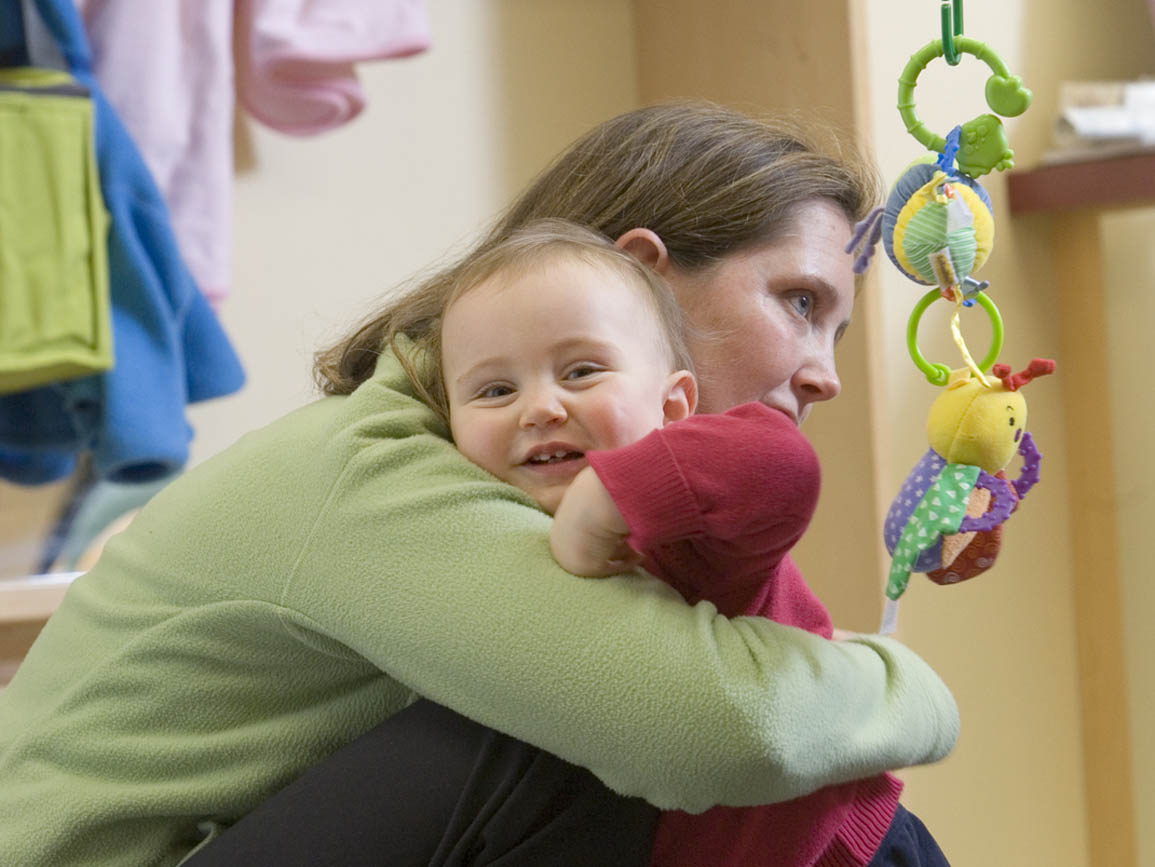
[425, 219, 945, 867]
[439, 221, 695, 572]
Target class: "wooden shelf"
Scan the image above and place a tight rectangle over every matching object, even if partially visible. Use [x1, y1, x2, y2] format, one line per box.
[0, 573, 80, 624]
[1008, 150, 1155, 215]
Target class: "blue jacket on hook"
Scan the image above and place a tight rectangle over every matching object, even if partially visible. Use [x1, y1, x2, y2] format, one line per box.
[0, 0, 244, 485]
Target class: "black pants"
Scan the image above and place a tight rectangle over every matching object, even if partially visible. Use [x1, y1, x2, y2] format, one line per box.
[867, 805, 951, 867]
[187, 699, 660, 866]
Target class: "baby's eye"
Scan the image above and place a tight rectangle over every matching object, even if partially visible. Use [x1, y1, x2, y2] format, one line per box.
[479, 384, 514, 399]
[565, 365, 602, 380]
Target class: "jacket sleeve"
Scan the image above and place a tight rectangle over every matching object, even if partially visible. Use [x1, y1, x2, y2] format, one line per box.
[586, 403, 820, 599]
[282, 387, 959, 813]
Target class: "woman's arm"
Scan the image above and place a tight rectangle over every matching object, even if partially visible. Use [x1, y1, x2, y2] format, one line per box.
[282, 363, 959, 813]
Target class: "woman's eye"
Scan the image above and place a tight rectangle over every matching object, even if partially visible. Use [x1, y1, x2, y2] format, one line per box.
[788, 292, 814, 318]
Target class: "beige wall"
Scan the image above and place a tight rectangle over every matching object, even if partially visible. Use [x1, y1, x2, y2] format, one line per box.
[1102, 207, 1155, 867]
[188, 0, 639, 465]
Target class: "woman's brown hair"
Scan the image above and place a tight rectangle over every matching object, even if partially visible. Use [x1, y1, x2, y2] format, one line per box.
[315, 101, 879, 395]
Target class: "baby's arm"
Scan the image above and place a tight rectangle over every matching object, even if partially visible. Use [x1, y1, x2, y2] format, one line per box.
[579, 403, 820, 602]
[550, 466, 641, 577]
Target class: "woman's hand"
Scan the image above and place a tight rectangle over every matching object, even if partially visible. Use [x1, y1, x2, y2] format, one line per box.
[550, 466, 642, 577]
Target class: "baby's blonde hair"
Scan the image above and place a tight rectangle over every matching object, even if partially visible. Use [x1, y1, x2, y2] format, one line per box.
[361, 220, 693, 430]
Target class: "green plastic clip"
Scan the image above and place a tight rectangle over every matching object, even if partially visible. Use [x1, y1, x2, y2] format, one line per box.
[906, 288, 1003, 385]
[941, 0, 964, 66]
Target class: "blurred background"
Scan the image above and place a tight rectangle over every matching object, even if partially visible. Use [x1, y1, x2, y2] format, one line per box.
[1, 1, 1152, 864]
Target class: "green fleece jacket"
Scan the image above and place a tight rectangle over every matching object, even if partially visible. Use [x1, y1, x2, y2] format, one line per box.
[0, 350, 959, 866]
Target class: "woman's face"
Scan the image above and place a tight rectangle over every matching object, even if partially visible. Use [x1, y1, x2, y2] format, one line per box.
[663, 199, 856, 422]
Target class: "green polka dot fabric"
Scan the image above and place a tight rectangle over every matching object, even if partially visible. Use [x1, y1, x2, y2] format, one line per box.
[886, 463, 981, 600]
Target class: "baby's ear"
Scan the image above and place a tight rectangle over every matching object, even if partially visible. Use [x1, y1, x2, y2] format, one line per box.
[662, 370, 697, 424]
[616, 228, 670, 273]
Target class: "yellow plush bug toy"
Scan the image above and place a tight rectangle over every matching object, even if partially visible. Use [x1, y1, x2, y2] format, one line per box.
[880, 359, 1054, 632]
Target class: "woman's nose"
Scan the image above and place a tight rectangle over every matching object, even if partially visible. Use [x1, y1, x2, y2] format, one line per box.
[796, 352, 841, 405]
[519, 388, 567, 428]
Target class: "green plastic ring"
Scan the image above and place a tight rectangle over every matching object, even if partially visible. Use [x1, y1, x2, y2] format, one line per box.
[906, 288, 1004, 385]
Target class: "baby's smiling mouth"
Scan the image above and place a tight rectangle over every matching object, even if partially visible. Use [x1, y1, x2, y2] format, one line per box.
[525, 450, 584, 465]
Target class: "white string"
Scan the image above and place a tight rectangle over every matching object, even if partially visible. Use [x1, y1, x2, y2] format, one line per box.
[880, 598, 901, 635]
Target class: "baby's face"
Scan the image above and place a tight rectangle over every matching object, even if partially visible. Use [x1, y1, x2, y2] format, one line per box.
[442, 257, 687, 514]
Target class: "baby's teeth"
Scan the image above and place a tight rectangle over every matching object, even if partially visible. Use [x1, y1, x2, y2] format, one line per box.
[529, 450, 574, 463]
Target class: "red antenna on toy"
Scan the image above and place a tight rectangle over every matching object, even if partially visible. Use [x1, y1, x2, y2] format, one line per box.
[990, 358, 1056, 391]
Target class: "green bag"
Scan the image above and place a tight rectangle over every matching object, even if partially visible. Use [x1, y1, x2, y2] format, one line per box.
[0, 66, 111, 395]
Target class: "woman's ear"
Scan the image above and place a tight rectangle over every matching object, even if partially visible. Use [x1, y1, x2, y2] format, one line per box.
[661, 370, 698, 425]
[616, 228, 670, 274]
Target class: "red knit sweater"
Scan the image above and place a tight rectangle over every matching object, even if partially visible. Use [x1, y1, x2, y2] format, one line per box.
[587, 402, 902, 867]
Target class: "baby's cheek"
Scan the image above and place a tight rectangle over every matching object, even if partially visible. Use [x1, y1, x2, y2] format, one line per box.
[453, 416, 501, 474]
[596, 413, 637, 449]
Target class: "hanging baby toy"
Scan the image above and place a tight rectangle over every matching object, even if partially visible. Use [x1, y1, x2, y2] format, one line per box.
[844, 0, 1056, 634]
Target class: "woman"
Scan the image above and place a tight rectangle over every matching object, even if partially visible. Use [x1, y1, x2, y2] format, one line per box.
[0, 103, 957, 867]
[190, 103, 955, 866]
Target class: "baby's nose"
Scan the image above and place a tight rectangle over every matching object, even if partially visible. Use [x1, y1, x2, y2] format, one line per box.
[520, 390, 567, 427]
